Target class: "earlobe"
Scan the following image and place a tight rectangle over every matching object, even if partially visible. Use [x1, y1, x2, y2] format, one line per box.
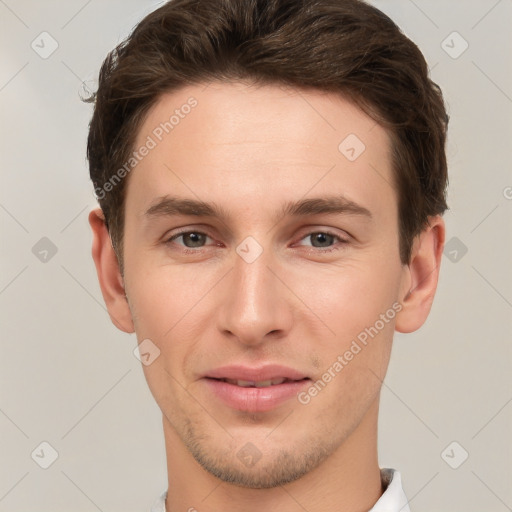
[395, 215, 445, 334]
[88, 207, 135, 333]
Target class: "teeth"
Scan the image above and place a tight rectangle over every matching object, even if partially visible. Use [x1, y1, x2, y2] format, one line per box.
[224, 378, 288, 387]
[255, 379, 273, 388]
[231, 379, 256, 387]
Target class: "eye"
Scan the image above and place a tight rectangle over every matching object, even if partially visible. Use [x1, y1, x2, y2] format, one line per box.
[296, 231, 348, 252]
[164, 229, 349, 254]
[166, 230, 213, 249]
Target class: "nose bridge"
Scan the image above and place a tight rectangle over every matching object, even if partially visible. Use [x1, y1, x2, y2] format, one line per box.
[218, 240, 291, 344]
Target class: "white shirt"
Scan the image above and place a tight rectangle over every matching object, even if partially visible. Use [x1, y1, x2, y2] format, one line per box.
[150, 468, 410, 512]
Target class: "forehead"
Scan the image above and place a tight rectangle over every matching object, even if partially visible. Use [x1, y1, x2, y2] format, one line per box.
[135, 80, 390, 154]
[127, 81, 396, 225]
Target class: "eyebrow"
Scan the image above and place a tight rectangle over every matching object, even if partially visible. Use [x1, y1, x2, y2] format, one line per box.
[143, 195, 372, 223]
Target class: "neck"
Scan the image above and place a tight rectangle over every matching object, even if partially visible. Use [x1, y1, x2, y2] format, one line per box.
[163, 397, 382, 512]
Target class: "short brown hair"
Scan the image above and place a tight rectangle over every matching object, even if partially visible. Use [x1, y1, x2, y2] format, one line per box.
[86, 0, 449, 275]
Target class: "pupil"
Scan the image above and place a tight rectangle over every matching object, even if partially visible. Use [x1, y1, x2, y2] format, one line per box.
[312, 233, 333, 247]
[184, 233, 204, 247]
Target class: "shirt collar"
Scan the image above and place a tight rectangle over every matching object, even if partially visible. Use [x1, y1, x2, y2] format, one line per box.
[151, 468, 410, 512]
[369, 468, 411, 512]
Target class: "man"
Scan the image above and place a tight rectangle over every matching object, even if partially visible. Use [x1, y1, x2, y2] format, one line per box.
[86, 0, 448, 510]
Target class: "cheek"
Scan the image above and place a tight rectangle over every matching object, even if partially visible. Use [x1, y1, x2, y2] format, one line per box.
[296, 258, 402, 340]
[292, 255, 401, 394]
[126, 259, 207, 332]
[126, 260, 225, 382]
[128, 266, 203, 406]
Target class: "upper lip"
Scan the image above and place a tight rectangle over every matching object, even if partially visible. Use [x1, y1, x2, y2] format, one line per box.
[204, 364, 309, 382]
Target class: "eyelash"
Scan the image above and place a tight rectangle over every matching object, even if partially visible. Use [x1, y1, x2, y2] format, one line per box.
[164, 229, 349, 254]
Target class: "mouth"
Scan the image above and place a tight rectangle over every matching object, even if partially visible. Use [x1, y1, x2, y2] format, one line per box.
[202, 369, 311, 412]
[211, 377, 309, 388]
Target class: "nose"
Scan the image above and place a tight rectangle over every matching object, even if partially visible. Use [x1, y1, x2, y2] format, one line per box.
[216, 244, 294, 347]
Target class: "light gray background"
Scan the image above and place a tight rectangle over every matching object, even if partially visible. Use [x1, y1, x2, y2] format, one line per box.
[1, 0, 511, 510]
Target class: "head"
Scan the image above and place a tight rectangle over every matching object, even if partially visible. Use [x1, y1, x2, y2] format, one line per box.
[87, 0, 448, 489]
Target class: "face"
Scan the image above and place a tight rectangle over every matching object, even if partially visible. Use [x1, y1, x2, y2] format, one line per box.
[117, 81, 412, 487]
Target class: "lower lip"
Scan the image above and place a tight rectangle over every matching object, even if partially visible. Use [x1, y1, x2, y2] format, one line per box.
[203, 378, 311, 412]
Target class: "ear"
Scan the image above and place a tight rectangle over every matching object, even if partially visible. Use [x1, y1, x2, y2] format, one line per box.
[395, 215, 445, 333]
[88, 207, 135, 333]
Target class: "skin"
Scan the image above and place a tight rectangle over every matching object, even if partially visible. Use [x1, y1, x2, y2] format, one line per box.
[89, 81, 445, 512]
